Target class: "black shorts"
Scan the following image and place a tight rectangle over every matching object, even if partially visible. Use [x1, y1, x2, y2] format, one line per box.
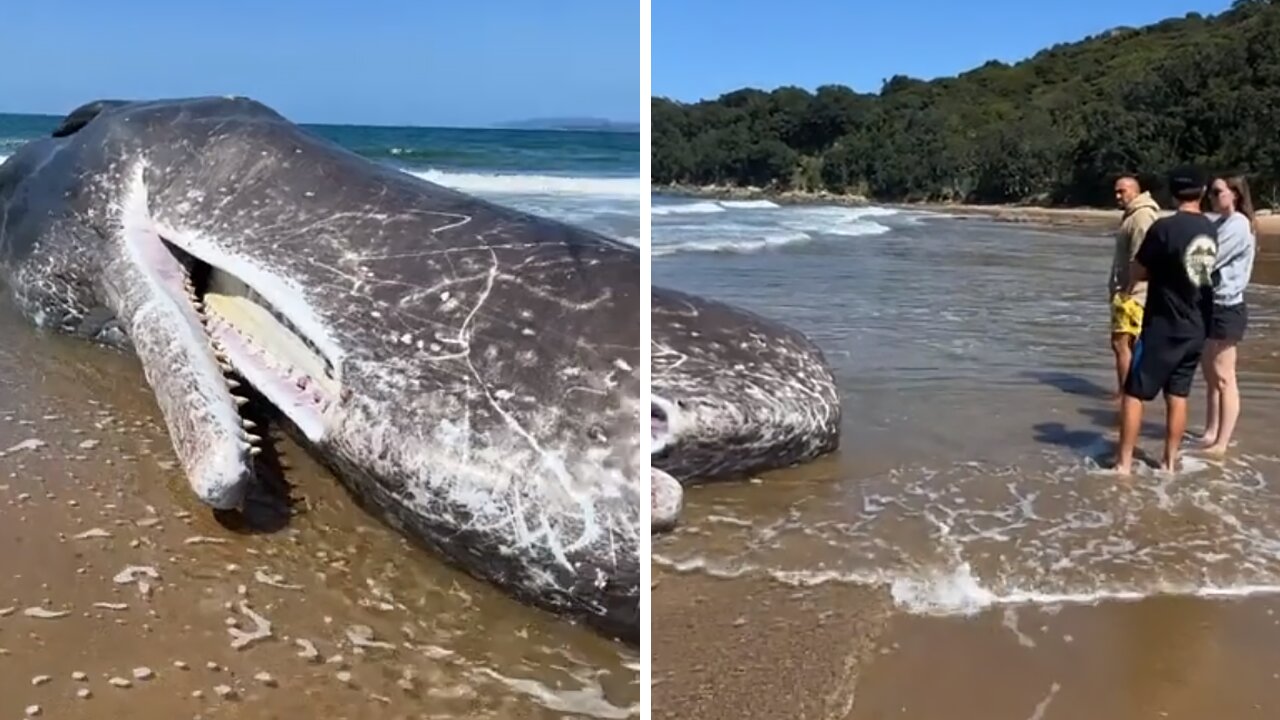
[1123, 333, 1204, 400]
[1210, 302, 1248, 342]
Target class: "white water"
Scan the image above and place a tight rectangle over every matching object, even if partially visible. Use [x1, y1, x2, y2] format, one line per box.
[651, 195, 898, 255]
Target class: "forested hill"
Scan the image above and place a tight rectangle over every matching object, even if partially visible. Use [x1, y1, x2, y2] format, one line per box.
[652, 0, 1280, 208]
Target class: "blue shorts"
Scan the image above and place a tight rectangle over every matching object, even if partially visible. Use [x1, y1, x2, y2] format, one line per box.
[1123, 333, 1204, 400]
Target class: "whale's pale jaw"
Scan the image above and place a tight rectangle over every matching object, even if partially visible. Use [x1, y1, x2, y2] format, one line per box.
[102, 166, 340, 509]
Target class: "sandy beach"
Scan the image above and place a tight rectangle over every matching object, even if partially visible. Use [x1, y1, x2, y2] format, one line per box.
[654, 567, 1280, 720]
[652, 200, 1280, 719]
[651, 568, 891, 720]
[0, 295, 639, 719]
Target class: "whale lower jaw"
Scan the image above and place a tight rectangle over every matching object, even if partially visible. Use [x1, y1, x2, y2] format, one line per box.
[106, 164, 343, 508]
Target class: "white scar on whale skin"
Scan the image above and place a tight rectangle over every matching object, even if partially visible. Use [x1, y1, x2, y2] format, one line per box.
[332, 239, 638, 577]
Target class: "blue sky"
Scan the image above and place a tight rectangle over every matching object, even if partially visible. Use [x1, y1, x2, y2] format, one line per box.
[655, 0, 1232, 101]
[0, 0, 639, 127]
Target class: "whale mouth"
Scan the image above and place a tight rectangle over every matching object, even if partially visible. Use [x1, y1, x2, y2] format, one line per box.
[111, 169, 342, 509]
[170, 242, 340, 443]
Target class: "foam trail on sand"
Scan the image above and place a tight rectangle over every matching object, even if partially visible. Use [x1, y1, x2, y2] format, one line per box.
[653, 450, 1280, 618]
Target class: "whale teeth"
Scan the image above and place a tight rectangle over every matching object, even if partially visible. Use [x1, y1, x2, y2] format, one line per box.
[225, 378, 241, 389]
[248, 446, 262, 457]
[243, 433, 262, 444]
[241, 419, 257, 430]
[233, 395, 249, 407]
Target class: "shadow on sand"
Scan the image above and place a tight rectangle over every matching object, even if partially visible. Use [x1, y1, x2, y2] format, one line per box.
[1021, 369, 1113, 399]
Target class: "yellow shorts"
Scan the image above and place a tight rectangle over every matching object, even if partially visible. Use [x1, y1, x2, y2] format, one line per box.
[1110, 293, 1144, 337]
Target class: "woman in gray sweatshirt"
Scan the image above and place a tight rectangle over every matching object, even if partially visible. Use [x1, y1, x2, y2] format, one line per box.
[1199, 174, 1257, 456]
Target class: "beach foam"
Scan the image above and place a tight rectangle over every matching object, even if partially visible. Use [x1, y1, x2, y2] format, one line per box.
[719, 199, 780, 209]
[651, 201, 727, 216]
[654, 448, 1280, 619]
[652, 230, 814, 256]
[652, 201, 897, 256]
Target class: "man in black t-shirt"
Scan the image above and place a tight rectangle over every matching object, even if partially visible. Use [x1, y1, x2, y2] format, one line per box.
[1115, 165, 1219, 475]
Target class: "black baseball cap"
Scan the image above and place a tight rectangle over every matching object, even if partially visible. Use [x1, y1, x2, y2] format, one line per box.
[1167, 164, 1207, 194]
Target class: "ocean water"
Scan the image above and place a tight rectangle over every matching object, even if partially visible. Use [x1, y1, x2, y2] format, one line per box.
[0, 112, 640, 244]
[653, 191, 1280, 618]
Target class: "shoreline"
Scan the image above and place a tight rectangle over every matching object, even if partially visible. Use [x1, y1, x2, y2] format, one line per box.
[655, 183, 1280, 237]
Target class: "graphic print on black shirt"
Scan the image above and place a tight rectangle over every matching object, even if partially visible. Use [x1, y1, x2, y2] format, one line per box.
[1134, 210, 1219, 338]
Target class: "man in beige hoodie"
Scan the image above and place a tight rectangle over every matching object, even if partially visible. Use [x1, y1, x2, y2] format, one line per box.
[1109, 176, 1161, 398]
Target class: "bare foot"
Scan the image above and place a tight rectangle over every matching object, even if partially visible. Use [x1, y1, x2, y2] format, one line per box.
[1113, 460, 1133, 477]
[1194, 431, 1219, 447]
[1198, 444, 1228, 459]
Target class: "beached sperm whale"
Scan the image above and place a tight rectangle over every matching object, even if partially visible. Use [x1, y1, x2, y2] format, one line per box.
[0, 96, 641, 643]
[650, 286, 841, 529]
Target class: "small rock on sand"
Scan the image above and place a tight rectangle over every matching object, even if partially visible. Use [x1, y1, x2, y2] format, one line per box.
[254, 671, 277, 687]
[336, 671, 353, 685]
[31, 675, 52, 686]
[72, 528, 112, 540]
[72, 671, 88, 681]
[108, 677, 132, 688]
[0, 606, 15, 617]
[23, 607, 70, 619]
[24, 705, 41, 717]
[214, 684, 236, 700]
[132, 666, 154, 680]
[78, 439, 100, 450]
[174, 660, 189, 670]
[76, 687, 92, 699]
[5, 438, 46, 454]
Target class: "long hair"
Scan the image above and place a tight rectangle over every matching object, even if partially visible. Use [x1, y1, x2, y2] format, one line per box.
[1221, 174, 1257, 233]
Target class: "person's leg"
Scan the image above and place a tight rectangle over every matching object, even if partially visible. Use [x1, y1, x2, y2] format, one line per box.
[1116, 392, 1144, 475]
[1109, 295, 1140, 400]
[1112, 332, 1134, 400]
[1116, 334, 1154, 476]
[1203, 341, 1240, 456]
[1200, 340, 1222, 442]
[1164, 393, 1189, 471]
[1163, 339, 1204, 470]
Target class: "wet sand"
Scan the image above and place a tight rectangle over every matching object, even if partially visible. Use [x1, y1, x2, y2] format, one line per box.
[651, 567, 891, 720]
[653, 207, 1280, 718]
[0, 296, 638, 719]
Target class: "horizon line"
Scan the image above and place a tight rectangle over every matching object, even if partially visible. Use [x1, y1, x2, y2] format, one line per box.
[0, 106, 641, 134]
